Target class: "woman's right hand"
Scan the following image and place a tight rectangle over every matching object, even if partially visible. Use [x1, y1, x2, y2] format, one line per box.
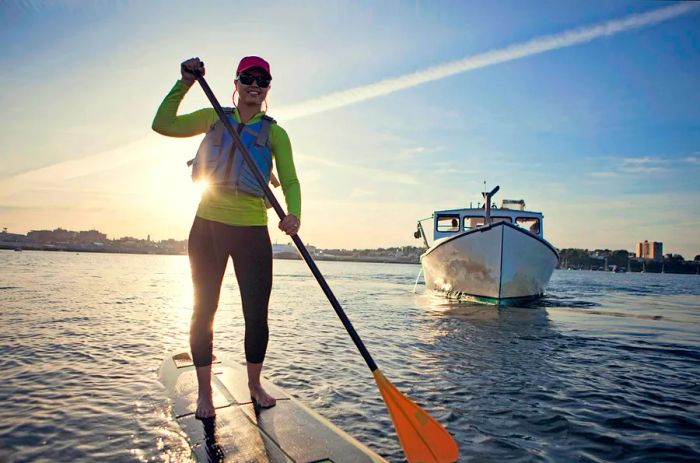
[181, 57, 205, 86]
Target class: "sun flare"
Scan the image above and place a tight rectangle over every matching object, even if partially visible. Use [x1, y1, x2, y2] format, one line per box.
[193, 179, 210, 197]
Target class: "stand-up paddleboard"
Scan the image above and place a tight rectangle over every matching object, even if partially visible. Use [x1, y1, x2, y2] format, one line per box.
[159, 352, 388, 462]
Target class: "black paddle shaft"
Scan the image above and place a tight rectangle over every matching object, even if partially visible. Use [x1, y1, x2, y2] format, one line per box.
[191, 70, 378, 372]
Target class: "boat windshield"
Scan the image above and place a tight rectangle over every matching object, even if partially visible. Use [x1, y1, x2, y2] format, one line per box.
[436, 214, 540, 234]
[462, 216, 512, 229]
[463, 216, 484, 229]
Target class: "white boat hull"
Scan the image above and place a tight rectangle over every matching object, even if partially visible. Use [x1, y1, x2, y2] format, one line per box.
[420, 222, 558, 302]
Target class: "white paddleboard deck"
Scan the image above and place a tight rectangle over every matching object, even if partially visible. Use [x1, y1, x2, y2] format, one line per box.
[159, 352, 387, 462]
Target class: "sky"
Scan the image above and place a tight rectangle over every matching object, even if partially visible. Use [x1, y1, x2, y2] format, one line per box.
[1, 0, 699, 257]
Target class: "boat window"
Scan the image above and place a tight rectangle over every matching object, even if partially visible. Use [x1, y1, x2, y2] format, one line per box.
[516, 217, 540, 234]
[463, 216, 485, 229]
[436, 215, 461, 232]
[462, 216, 511, 228]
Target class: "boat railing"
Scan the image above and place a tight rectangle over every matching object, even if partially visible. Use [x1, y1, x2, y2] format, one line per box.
[414, 216, 432, 248]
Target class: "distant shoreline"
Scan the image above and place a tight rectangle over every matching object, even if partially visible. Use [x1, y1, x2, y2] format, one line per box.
[1, 244, 420, 265]
[4, 243, 697, 274]
[1, 242, 179, 256]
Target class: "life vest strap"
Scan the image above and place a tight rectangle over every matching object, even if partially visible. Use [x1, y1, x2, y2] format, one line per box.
[256, 115, 276, 148]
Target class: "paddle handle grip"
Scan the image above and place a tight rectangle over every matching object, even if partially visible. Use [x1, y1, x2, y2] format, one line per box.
[190, 69, 379, 372]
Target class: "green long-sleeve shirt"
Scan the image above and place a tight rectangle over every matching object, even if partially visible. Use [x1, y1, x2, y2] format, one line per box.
[152, 80, 301, 226]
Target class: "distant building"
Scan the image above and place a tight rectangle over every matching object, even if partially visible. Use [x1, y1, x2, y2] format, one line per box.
[636, 240, 663, 261]
[0, 230, 27, 243]
[28, 228, 76, 243]
[77, 229, 107, 243]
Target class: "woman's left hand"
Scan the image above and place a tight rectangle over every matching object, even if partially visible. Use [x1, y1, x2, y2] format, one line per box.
[279, 214, 301, 236]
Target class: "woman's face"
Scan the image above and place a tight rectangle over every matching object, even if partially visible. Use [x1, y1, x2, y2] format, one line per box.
[235, 68, 271, 106]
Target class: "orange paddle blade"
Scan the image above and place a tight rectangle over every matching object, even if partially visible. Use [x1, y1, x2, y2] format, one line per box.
[373, 369, 459, 463]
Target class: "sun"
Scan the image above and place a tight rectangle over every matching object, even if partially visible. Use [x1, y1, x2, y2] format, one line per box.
[193, 178, 210, 197]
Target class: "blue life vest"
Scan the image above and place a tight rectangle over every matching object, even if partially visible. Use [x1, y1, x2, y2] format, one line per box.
[192, 108, 274, 197]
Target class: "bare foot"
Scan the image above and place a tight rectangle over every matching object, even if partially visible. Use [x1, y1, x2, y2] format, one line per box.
[196, 392, 216, 419]
[195, 365, 216, 419]
[249, 384, 276, 409]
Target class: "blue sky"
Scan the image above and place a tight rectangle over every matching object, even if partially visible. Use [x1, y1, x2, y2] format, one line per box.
[1, 0, 699, 257]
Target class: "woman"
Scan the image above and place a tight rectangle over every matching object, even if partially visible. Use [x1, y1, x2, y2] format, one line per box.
[152, 56, 301, 418]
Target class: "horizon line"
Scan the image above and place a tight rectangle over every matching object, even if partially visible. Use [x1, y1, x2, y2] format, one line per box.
[1, 227, 690, 255]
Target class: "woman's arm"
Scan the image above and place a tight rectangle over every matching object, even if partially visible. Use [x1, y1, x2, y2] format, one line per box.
[151, 80, 217, 137]
[270, 125, 301, 219]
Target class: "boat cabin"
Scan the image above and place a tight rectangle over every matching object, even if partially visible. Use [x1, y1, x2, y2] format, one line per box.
[431, 199, 544, 242]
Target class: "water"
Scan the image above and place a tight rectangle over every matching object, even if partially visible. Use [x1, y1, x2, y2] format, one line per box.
[1, 250, 699, 462]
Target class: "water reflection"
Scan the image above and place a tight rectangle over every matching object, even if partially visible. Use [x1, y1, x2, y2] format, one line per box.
[411, 291, 571, 461]
[408, 284, 700, 462]
[200, 417, 226, 462]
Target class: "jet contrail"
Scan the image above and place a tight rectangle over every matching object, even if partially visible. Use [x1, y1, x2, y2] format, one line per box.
[277, 2, 699, 120]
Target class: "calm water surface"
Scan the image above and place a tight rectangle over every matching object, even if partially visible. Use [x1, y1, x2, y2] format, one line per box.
[1, 250, 699, 462]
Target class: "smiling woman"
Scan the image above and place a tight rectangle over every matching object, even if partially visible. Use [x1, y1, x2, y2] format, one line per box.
[151, 55, 302, 420]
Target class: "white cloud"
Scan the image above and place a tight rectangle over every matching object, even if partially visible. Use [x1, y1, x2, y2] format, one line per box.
[401, 146, 433, 156]
[395, 145, 448, 160]
[620, 156, 670, 174]
[587, 155, 682, 178]
[590, 171, 619, 178]
[296, 152, 419, 185]
[684, 154, 700, 165]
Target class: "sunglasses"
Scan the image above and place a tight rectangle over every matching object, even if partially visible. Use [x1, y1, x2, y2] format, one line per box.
[237, 73, 271, 88]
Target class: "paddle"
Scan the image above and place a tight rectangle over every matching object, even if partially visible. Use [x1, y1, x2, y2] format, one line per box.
[188, 67, 459, 463]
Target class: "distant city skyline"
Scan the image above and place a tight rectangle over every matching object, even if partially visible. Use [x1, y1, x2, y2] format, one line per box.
[1, 1, 699, 257]
[2, 225, 696, 258]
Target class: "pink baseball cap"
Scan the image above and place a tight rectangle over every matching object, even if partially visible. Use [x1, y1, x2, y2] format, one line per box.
[236, 56, 271, 79]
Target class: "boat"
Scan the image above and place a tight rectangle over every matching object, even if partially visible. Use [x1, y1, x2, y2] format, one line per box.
[159, 351, 387, 462]
[272, 242, 301, 260]
[414, 186, 559, 304]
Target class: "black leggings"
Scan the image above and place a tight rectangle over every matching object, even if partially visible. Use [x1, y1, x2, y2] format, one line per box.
[188, 216, 273, 366]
